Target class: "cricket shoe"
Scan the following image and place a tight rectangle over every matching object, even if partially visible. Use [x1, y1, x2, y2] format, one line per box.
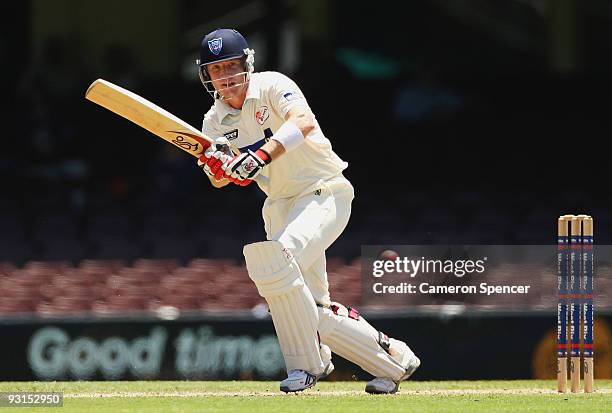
[365, 339, 420, 394]
[280, 369, 317, 393]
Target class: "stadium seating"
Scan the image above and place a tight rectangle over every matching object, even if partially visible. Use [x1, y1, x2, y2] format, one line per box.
[0, 254, 599, 318]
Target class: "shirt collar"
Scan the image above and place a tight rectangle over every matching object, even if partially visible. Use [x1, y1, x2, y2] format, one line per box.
[214, 74, 261, 123]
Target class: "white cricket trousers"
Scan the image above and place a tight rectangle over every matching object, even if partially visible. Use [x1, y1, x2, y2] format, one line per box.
[261, 175, 412, 382]
[262, 174, 354, 306]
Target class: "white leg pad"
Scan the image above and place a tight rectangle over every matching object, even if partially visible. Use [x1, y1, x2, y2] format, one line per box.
[320, 343, 332, 367]
[244, 240, 324, 375]
[318, 303, 408, 381]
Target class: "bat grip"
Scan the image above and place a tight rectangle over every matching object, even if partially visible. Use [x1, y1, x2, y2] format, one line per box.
[215, 143, 232, 155]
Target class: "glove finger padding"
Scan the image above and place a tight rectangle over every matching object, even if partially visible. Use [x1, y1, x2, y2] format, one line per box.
[197, 155, 208, 167]
[198, 145, 217, 175]
[198, 136, 233, 176]
[214, 166, 225, 181]
[203, 151, 231, 179]
[206, 152, 222, 171]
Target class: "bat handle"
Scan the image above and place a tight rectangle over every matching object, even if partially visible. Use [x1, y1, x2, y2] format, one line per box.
[216, 143, 232, 156]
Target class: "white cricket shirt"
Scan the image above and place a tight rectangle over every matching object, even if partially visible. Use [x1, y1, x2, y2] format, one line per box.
[201, 71, 348, 199]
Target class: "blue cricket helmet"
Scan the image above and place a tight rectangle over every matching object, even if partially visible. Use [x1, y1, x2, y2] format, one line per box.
[198, 28, 251, 66]
[196, 28, 255, 99]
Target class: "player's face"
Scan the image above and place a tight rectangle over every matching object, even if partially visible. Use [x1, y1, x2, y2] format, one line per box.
[207, 58, 248, 100]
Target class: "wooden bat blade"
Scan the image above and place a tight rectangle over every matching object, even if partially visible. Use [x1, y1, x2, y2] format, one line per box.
[85, 79, 212, 157]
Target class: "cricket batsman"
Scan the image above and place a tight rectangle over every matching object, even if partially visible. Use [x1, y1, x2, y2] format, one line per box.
[196, 28, 420, 394]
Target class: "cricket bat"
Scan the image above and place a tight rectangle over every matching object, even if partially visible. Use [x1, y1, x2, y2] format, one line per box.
[85, 79, 213, 157]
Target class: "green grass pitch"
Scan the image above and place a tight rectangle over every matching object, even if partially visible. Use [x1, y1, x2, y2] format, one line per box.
[0, 380, 609, 412]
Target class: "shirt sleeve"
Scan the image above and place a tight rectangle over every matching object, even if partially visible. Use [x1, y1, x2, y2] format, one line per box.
[268, 73, 311, 119]
[201, 109, 221, 138]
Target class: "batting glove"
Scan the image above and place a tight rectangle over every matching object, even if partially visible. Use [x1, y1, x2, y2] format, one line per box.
[197, 137, 232, 181]
[223, 149, 271, 185]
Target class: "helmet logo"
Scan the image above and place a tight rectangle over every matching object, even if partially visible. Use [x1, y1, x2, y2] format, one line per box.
[208, 38, 223, 55]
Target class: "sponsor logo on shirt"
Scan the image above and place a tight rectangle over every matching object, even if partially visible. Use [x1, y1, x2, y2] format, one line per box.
[223, 129, 239, 141]
[255, 106, 269, 125]
[282, 90, 302, 101]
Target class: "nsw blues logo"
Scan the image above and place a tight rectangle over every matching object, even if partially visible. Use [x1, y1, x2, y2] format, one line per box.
[208, 38, 223, 55]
